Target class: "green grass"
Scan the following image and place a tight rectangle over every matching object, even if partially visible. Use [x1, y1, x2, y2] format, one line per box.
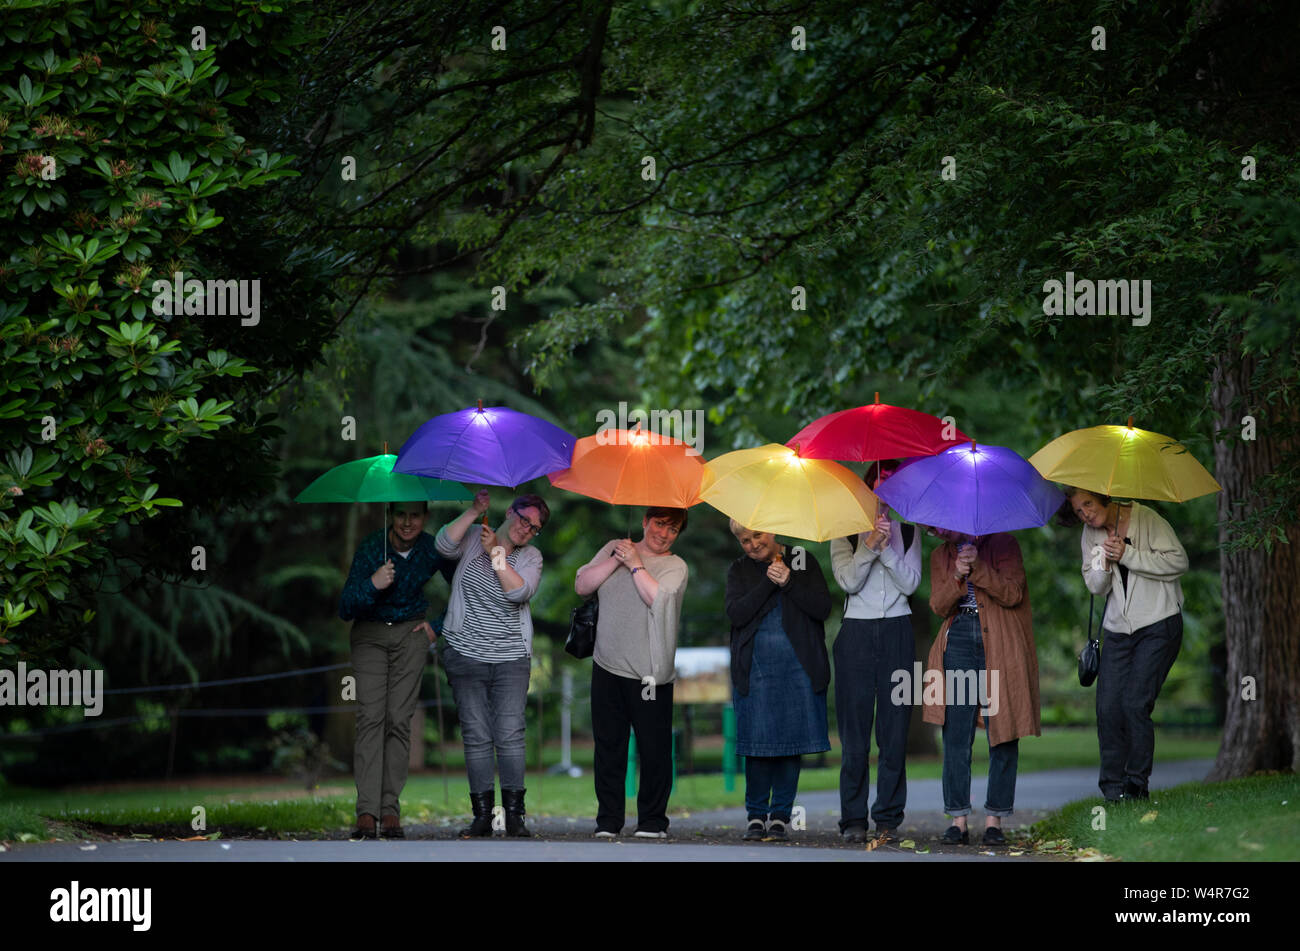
[1031, 772, 1299, 861]
[1, 728, 1220, 841]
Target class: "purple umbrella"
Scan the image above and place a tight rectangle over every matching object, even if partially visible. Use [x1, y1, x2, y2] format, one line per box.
[874, 441, 1063, 536]
[394, 401, 576, 487]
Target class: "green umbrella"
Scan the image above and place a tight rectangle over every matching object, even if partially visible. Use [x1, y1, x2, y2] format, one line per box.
[295, 448, 472, 559]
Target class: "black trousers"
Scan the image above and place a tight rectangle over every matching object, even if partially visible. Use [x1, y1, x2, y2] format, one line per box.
[591, 662, 674, 833]
[1096, 612, 1183, 799]
[833, 615, 914, 830]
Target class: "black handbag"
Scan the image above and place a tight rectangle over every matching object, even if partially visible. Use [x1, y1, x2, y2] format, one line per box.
[1078, 595, 1100, 687]
[565, 596, 598, 659]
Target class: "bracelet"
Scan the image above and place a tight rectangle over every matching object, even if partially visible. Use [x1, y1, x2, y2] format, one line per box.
[631, 566, 643, 575]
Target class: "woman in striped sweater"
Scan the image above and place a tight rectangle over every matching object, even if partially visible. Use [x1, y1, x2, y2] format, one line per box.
[436, 489, 549, 837]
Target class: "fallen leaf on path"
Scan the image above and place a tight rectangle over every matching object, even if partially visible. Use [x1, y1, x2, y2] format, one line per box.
[915, 847, 930, 854]
[899, 839, 916, 849]
[864, 838, 880, 851]
[18, 833, 39, 843]
[79, 845, 98, 851]
[176, 835, 206, 842]
[1139, 811, 1158, 823]
[1009, 850, 1024, 856]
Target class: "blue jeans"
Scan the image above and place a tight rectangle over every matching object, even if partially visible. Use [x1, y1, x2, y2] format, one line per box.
[940, 614, 1018, 817]
[441, 644, 530, 794]
[745, 755, 801, 822]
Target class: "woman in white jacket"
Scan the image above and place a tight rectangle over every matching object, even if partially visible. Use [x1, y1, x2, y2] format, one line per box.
[1065, 488, 1189, 802]
[829, 460, 922, 841]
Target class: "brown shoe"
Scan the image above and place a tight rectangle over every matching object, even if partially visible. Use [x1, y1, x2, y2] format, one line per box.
[351, 813, 379, 840]
[380, 815, 405, 839]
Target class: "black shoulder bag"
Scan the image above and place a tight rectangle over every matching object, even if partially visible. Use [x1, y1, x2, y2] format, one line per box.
[1077, 595, 1100, 687]
[565, 596, 598, 659]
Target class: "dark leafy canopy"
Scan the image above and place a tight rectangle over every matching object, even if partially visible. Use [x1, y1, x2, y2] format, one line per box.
[276, 1, 1296, 554]
[0, 0, 345, 655]
[4, 0, 1295, 663]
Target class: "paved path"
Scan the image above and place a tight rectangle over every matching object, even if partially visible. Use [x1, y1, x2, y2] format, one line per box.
[0, 759, 1213, 863]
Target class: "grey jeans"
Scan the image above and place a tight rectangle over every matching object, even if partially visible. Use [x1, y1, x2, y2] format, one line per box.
[441, 644, 531, 794]
[350, 618, 429, 818]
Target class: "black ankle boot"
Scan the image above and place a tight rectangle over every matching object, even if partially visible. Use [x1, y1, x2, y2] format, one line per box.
[1123, 781, 1150, 800]
[460, 790, 494, 838]
[501, 788, 531, 838]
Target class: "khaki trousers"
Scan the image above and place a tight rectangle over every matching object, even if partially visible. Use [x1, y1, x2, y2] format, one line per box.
[350, 618, 428, 818]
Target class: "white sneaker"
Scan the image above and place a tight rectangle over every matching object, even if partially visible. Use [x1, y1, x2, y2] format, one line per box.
[593, 829, 617, 838]
[633, 829, 667, 839]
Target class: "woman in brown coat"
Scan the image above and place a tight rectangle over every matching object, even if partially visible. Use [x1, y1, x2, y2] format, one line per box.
[921, 530, 1040, 845]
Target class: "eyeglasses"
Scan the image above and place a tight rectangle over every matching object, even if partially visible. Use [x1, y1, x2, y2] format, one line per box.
[513, 511, 543, 536]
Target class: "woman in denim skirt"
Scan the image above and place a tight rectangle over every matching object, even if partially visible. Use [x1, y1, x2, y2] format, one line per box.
[725, 521, 832, 841]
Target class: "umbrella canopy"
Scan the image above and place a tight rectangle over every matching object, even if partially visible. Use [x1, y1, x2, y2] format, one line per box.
[875, 442, 1063, 536]
[699, 444, 879, 542]
[548, 428, 704, 508]
[394, 402, 576, 487]
[786, 392, 971, 461]
[1028, 419, 1221, 502]
[294, 453, 472, 503]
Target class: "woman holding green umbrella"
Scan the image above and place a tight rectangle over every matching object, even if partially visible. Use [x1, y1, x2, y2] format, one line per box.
[338, 500, 456, 839]
[299, 449, 468, 840]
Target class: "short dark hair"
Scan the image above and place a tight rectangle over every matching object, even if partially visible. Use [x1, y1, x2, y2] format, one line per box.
[645, 506, 688, 534]
[387, 500, 428, 518]
[511, 494, 551, 526]
[865, 459, 902, 485]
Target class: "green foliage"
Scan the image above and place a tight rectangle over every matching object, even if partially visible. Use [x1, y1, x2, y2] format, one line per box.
[0, 1, 313, 657]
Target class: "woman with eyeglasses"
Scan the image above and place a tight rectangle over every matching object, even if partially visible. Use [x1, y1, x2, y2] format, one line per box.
[576, 507, 689, 838]
[436, 489, 549, 837]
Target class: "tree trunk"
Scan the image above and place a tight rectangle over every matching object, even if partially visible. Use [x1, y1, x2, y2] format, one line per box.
[1208, 350, 1300, 780]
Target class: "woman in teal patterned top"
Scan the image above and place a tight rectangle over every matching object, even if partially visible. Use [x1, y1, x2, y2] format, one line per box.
[338, 500, 454, 839]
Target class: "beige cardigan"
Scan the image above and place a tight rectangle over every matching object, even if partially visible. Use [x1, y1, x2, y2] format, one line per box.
[1080, 502, 1187, 634]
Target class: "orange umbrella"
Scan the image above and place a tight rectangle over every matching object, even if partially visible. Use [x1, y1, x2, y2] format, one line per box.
[547, 428, 704, 508]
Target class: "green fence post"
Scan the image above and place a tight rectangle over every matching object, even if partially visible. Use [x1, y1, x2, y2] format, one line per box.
[722, 704, 737, 792]
[626, 733, 637, 799]
[671, 729, 677, 795]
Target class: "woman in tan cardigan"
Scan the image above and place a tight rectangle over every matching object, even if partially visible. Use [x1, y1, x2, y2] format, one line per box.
[922, 530, 1040, 845]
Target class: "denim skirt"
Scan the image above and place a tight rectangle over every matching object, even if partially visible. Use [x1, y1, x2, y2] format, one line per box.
[734, 602, 830, 757]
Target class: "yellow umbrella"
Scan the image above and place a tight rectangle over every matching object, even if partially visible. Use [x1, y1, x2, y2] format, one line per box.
[1028, 418, 1220, 502]
[699, 443, 879, 541]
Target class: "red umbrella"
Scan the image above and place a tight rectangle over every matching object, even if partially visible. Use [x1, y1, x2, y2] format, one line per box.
[786, 392, 970, 461]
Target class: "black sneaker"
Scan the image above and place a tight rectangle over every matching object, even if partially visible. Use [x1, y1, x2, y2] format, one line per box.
[743, 819, 766, 841]
[841, 824, 869, 843]
[1123, 781, 1150, 800]
[982, 826, 1007, 846]
[940, 825, 969, 845]
[763, 818, 789, 842]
